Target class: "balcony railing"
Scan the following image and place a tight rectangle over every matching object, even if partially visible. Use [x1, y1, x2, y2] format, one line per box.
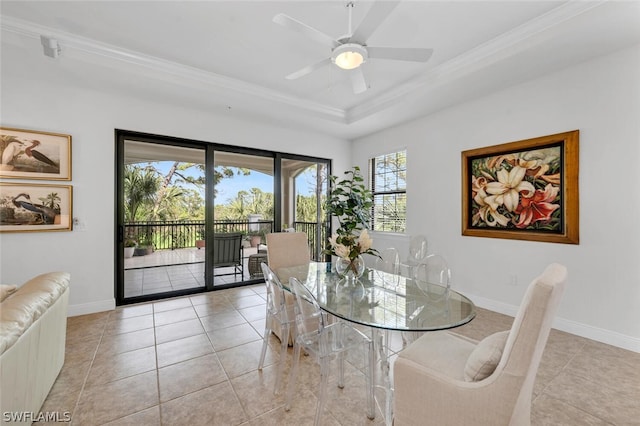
[124, 220, 273, 250]
[124, 219, 328, 261]
[293, 221, 329, 261]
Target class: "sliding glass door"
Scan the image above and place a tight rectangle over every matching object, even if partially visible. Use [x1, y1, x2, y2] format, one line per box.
[280, 157, 329, 261]
[117, 137, 207, 304]
[116, 130, 330, 305]
[210, 149, 274, 286]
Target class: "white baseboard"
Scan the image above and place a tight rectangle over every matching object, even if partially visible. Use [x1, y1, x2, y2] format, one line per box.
[467, 293, 640, 353]
[67, 299, 115, 317]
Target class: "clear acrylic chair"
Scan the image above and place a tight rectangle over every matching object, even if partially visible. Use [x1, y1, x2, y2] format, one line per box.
[407, 234, 428, 265]
[400, 234, 428, 278]
[285, 277, 375, 425]
[265, 231, 311, 345]
[375, 247, 400, 288]
[404, 254, 451, 347]
[258, 263, 296, 394]
[414, 254, 451, 293]
[375, 247, 400, 274]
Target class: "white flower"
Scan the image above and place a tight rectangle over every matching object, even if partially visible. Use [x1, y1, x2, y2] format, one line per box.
[357, 229, 373, 252]
[334, 243, 350, 259]
[485, 166, 535, 212]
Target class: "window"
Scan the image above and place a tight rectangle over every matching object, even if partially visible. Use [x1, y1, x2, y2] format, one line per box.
[370, 150, 406, 232]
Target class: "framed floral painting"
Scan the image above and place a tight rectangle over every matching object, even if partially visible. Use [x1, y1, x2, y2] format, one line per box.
[0, 183, 72, 232]
[461, 130, 579, 244]
[0, 127, 72, 180]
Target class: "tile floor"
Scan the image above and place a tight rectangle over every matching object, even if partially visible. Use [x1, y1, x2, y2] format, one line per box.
[41, 284, 640, 425]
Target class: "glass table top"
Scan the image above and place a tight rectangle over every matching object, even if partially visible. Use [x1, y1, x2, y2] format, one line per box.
[275, 262, 476, 332]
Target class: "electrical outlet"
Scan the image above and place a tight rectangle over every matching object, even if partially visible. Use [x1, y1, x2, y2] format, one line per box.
[73, 217, 86, 231]
[508, 274, 518, 286]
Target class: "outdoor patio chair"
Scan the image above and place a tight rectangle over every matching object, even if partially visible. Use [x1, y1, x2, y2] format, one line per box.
[212, 232, 244, 278]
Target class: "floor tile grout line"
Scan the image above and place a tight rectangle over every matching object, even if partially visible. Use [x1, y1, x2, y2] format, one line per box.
[151, 302, 164, 426]
[69, 310, 113, 424]
[534, 339, 588, 400]
[69, 294, 278, 423]
[194, 303, 245, 421]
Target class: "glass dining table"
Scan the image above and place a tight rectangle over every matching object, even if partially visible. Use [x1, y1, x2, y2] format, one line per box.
[274, 262, 476, 425]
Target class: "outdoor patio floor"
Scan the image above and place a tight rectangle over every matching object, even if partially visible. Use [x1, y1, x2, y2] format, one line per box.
[124, 247, 264, 298]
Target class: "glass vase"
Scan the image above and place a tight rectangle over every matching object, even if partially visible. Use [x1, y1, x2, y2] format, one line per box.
[336, 255, 365, 285]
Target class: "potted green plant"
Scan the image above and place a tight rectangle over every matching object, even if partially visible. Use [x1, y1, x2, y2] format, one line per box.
[135, 232, 154, 256]
[248, 230, 263, 248]
[324, 166, 379, 280]
[124, 238, 137, 258]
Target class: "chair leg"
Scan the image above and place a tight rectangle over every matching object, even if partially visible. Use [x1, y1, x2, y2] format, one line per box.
[285, 342, 302, 412]
[258, 319, 272, 370]
[274, 323, 289, 393]
[337, 352, 345, 389]
[335, 321, 345, 389]
[365, 339, 375, 420]
[316, 359, 330, 426]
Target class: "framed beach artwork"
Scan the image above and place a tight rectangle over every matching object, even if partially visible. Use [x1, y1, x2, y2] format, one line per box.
[461, 130, 579, 244]
[0, 127, 71, 180]
[0, 183, 73, 232]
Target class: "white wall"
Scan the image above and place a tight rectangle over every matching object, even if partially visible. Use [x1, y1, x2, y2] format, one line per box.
[353, 45, 640, 352]
[0, 44, 351, 315]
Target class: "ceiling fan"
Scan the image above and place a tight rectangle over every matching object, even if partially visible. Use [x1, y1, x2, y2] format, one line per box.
[273, 0, 433, 94]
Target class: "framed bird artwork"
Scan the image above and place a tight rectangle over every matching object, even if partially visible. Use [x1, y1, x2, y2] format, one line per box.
[0, 127, 71, 180]
[0, 183, 72, 232]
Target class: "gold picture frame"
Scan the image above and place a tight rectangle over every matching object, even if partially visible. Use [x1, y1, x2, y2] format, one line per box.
[0, 127, 72, 180]
[461, 130, 579, 244]
[0, 183, 73, 232]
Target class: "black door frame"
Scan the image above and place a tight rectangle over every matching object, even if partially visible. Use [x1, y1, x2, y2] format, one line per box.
[115, 129, 331, 306]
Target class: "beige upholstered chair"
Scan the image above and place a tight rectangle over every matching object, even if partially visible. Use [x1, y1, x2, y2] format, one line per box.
[266, 232, 310, 271]
[393, 263, 567, 426]
[265, 232, 310, 344]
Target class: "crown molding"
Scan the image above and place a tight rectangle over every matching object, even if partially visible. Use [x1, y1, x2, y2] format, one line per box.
[345, 0, 606, 124]
[1, 16, 347, 123]
[1, 1, 606, 127]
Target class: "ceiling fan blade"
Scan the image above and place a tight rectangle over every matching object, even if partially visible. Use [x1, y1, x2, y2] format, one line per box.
[350, 67, 368, 94]
[349, 0, 401, 44]
[367, 47, 434, 62]
[286, 57, 332, 80]
[273, 13, 341, 49]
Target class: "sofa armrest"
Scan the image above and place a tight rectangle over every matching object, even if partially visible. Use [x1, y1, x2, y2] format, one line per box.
[0, 272, 70, 426]
[0, 272, 70, 355]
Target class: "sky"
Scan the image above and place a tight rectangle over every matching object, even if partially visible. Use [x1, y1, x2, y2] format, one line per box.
[151, 161, 315, 204]
[216, 170, 273, 203]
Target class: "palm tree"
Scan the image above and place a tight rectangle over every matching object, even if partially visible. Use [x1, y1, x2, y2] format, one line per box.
[247, 188, 273, 218]
[295, 194, 318, 222]
[124, 165, 160, 221]
[152, 185, 188, 220]
[221, 190, 249, 220]
[38, 192, 61, 212]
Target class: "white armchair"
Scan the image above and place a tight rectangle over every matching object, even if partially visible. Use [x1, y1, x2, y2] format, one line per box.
[393, 263, 567, 426]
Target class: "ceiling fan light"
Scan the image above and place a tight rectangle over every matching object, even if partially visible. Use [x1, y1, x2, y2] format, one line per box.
[332, 43, 368, 70]
[335, 51, 363, 69]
